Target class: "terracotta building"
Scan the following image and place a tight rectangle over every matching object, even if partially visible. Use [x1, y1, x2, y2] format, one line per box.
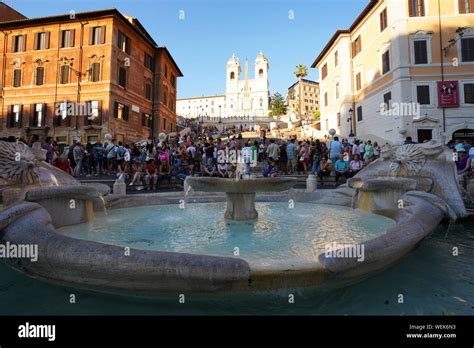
[0, 6, 182, 146]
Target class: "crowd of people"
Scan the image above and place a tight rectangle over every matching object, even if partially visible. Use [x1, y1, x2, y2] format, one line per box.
[1, 127, 390, 190]
[5, 130, 474, 190]
[450, 139, 474, 183]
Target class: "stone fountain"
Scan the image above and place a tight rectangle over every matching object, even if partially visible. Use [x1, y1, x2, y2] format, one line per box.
[0, 139, 468, 295]
[185, 177, 297, 220]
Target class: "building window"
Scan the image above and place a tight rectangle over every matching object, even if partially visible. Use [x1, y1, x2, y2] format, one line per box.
[34, 32, 50, 50]
[458, 0, 474, 13]
[417, 85, 430, 105]
[13, 69, 21, 87]
[12, 35, 26, 53]
[382, 50, 391, 74]
[352, 36, 362, 57]
[461, 38, 474, 62]
[230, 71, 235, 79]
[114, 101, 129, 121]
[383, 92, 392, 111]
[90, 62, 101, 82]
[409, 0, 425, 17]
[356, 72, 362, 91]
[324, 92, 328, 106]
[357, 106, 363, 122]
[61, 30, 75, 48]
[163, 87, 168, 105]
[380, 8, 388, 32]
[36, 66, 45, 86]
[163, 118, 167, 131]
[322, 64, 328, 80]
[7, 105, 22, 128]
[414, 40, 428, 64]
[337, 112, 341, 127]
[144, 53, 154, 71]
[118, 66, 127, 88]
[145, 83, 152, 100]
[164, 64, 168, 78]
[118, 30, 131, 54]
[335, 82, 340, 99]
[171, 74, 176, 87]
[90, 26, 106, 45]
[32, 103, 45, 127]
[464, 83, 474, 103]
[334, 51, 338, 67]
[60, 65, 70, 84]
[258, 68, 264, 77]
[86, 100, 101, 125]
[142, 113, 151, 127]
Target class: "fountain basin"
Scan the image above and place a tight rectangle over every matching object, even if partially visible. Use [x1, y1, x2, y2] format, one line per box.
[0, 190, 447, 294]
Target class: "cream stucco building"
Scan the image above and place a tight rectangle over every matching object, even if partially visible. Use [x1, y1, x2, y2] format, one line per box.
[312, 0, 474, 144]
[177, 52, 270, 119]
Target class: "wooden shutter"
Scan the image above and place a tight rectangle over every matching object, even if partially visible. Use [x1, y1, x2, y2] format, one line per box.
[45, 32, 50, 49]
[11, 36, 16, 52]
[70, 29, 75, 47]
[22, 34, 26, 51]
[42, 104, 47, 127]
[100, 26, 106, 44]
[114, 101, 118, 118]
[18, 105, 23, 128]
[419, 0, 425, 16]
[89, 27, 94, 45]
[34, 32, 38, 50]
[30, 104, 35, 126]
[97, 100, 102, 124]
[6, 106, 13, 128]
[123, 105, 129, 121]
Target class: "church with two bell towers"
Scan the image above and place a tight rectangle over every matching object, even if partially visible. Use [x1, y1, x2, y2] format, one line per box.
[176, 52, 271, 119]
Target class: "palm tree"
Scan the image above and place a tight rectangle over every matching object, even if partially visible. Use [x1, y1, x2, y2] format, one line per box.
[293, 64, 308, 120]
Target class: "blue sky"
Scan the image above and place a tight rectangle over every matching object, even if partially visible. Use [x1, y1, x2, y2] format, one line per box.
[7, 0, 368, 98]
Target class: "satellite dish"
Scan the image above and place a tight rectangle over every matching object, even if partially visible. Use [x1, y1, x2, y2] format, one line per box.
[328, 128, 336, 136]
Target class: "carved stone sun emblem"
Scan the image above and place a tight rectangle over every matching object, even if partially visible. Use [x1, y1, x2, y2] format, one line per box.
[389, 144, 426, 177]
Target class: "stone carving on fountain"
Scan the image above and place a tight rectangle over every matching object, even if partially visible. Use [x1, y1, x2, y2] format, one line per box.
[388, 144, 426, 177]
[0, 141, 39, 185]
[0, 141, 79, 193]
[0, 140, 108, 226]
[343, 140, 467, 220]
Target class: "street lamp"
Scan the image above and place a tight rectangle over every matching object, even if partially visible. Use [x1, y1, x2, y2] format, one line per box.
[347, 108, 354, 137]
[219, 105, 222, 123]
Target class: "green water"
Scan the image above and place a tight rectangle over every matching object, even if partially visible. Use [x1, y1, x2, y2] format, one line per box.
[0, 223, 472, 315]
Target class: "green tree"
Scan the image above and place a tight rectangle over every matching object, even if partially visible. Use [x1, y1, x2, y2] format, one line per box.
[269, 92, 287, 117]
[313, 110, 320, 121]
[293, 64, 308, 119]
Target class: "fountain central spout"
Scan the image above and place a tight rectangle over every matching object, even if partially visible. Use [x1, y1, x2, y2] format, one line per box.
[185, 177, 297, 220]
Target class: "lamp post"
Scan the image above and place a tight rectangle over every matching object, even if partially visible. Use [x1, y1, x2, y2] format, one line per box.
[347, 108, 354, 137]
[219, 105, 222, 124]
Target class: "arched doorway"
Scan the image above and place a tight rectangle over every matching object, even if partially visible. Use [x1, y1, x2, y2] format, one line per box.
[452, 129, 474, 142]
